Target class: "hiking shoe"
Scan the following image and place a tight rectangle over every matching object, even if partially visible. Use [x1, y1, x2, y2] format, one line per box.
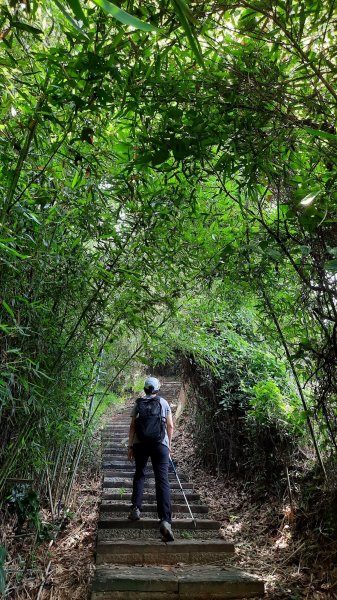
[128, 507, 141, 520]
[159, 520, 174, 542]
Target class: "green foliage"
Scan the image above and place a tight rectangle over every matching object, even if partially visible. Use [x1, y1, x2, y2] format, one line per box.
[158, 291, 306, 481]
[250, 380, 289, 424]
[1, 0, 337, 518]
[6, 486, 41, 534]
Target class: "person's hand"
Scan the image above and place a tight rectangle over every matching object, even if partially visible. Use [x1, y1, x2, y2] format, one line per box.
[128, 446, 134, 462]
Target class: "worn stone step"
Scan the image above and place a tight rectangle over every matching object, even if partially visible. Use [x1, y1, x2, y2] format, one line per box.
[98, 518, 220, 530]
[103, 473, 186, 485]
[101, 431, 129, 444]
[102, 463, 187, 472]
[103, 420, 130, 424]
[102, 454, 184, 462]
[101, 455, 186, 469]
[100, 502, 208, 514]
[103, 449, 131, 454]
[102, 492, 201, 502]
[102, 462, 137, 469]
[98, 528, 222, 541]
[102, 467, 184, 476]
[104, 420, 130, 423]
[102, 468, 187, 479]
[101, 438, 130, 444]
[101, 511, 209, 521]
[91, 564, 264, 599]
[103, 428, 130, 433]
[103, 479, 193, 490]
[96, 539, 233, 565]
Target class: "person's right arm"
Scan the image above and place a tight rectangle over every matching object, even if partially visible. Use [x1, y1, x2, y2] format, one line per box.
[128, 416, 136, 462]
[166, 412, 174, 452]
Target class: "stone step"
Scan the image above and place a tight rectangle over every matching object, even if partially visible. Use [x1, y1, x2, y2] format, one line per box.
[96, 539, 233, 565]
[101, 455, 186, 468]
[102, 452, 176, 457]
[103, 449, 131, 454]
[102, 467, 185, 477]
[102, 462, 136, 468]
[101, 430, 129, 434]
[91, 565, 264, 599]
[103, 479, 193, 490]
[102, 468, 187, 479]
[101, 437, 129, 442]
[103, 467, 188, 487]
[98, 528, 223, 541]
[100, 502, 208, 514]
[98, 518, 220, 530]
[101, 462, 186, 471]
[101, 438, 130, 443]
[102, 492, 201, 502]
[103, 420, 130, 425]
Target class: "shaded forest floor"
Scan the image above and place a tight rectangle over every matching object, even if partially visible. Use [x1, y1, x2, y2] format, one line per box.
[1, 459, 100, 599]
[0, 402, 126, 599]
[173, 411, 337, 600]
[2, 396, 337, 599]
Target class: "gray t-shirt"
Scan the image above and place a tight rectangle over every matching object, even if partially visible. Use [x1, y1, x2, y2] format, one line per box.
[131, 395, 171, 447]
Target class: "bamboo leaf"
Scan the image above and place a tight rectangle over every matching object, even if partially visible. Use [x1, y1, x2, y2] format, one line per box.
[303, 126, 337, 142]
[171, 0, 204, 67]
[325, 259, 337, 273]
[11, 21, 43, 36]
[65, 0, 88, 24]
[2, 301, 15, 320]
[0, 242, 30, 259]
[52, 0, 89, 38]
[91, 0, 157, 31]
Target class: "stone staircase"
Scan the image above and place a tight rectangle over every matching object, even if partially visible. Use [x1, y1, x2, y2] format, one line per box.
[91, 380, 264, 599]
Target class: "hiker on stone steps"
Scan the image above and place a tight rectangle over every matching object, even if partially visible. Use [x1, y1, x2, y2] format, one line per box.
[127, 376, 174, 542]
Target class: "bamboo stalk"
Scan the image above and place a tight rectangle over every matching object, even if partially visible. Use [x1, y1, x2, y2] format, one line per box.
[2, 73, 50, 221]
[46, 465, 55, 521]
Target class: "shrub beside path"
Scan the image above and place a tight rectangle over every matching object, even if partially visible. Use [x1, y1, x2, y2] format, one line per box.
[90, 380, 264, 599]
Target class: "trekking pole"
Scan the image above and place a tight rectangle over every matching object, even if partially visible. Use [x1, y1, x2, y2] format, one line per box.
[169, 456, 197, 528]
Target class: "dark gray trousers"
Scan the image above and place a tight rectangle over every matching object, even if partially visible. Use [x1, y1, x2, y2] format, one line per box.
[131, 442, 172, 524]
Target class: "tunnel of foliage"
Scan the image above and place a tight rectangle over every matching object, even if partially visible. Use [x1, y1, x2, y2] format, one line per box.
[1, 0, 337, 568]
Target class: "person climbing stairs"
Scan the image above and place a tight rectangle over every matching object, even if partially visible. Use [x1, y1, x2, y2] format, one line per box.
[90, 379, 265, 599]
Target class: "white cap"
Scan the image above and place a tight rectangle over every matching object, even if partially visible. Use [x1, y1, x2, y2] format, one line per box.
[144, 376, 160, 392]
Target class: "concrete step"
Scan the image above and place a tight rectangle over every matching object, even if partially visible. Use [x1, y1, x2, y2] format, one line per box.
[96, 539, 233, 565]
[103, 479, 193, 490]
[101, 436, 129, 442]
[102, 462, 137, 469]
[101, 468, 187, 483]
[98, 518, 220, 530]
[101, 462, 187, 471]
[100, 502, 207, 514]
[102, 492, 201, 502]
[101, 466, 185, 474]
[102, 469, 187, 481]
[91, 564, 264, 599]
[103, 449, 132, 454]
[102, 473, 187, 486]
[101, 438, 129, 444]
[102, 420, 130, 425]
[101, 430, 129, 434]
